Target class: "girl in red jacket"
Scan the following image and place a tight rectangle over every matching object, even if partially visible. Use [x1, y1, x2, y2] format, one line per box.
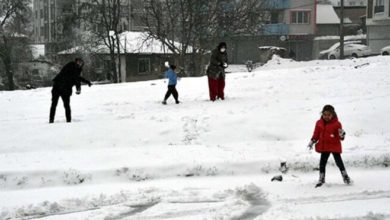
[308, 105, 351, 187]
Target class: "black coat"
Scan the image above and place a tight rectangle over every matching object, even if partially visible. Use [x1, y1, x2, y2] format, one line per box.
[52, 61, 91, 96]
[207, 48, 228, 79]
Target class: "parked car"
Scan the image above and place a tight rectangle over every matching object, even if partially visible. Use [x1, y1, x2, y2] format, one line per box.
[319, 41, 359, 59]
[381, 46, 390, 55]
[319, 41, 372, 59]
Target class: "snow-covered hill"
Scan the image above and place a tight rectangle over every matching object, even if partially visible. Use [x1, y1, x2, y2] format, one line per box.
[1, 56, 390, 219]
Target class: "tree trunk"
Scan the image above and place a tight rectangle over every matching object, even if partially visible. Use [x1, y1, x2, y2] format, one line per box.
[115, 32, 121, 83]
[110, 52, 118, 83]
[6, 65, 15, 91]
[1, 36, 15, 90]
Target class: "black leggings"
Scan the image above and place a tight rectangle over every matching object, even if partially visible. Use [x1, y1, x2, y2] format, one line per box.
[164, 85, 179, 101]
[50, 89, 71, 122]
[319, 152, 346, 173]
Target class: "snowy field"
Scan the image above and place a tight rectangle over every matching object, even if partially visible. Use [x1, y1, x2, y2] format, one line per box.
[1, 56, 390, 219]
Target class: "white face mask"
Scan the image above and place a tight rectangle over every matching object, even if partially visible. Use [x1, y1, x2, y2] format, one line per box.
[220, 48, 226, 53]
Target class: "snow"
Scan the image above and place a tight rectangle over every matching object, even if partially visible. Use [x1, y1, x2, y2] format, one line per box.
[258, 46, 286, 50]
[58, 31, 192, 55]
[30, 44, 45, 59]
[314, 34, 366, 41]
[1, 56, 390, 219]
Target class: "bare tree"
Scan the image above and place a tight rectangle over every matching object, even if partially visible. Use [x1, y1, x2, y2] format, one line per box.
[80, 0, 124, 83]
[141, 0, 268, 75]
[0, 0, 31, 90]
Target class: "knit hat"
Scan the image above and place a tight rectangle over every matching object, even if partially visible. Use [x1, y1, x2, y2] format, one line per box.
[218, 42, 227, 50]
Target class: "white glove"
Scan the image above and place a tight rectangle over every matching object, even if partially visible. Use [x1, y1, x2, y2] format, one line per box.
[164, 61, 170, 68]
[76, 90, 81, 95]
[307, 139, 316, 150]
[338, 128, 346, 140]
[223, 63, 228, 68]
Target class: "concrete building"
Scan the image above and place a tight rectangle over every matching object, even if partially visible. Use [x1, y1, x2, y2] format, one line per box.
[229, 0, 317, 63]
[329, 0, 367, 6]
[32, 0, 145, 55]
[332, 0, 367, 35]
[366, 0, 390, 53]
[316, 4, 342, 36]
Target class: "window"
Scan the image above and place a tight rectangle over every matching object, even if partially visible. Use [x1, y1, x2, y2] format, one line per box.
[375, 0, 384, 13]
[291, 11, 310, 24]
[138, 58, 151, 74]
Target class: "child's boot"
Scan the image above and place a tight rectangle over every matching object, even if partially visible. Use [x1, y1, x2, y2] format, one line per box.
[162, 100, 167, 105]
[341, 170, 351, 185]
[315, 172, 325, 188]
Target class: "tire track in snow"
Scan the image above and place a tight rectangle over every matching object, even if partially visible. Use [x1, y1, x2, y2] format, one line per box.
[282, 190, 390, 205]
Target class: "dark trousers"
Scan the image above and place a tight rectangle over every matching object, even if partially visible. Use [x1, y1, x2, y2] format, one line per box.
[319, 152, 346, 174]
[208, 77, 225, 101]
[50, 89, 71, 123]
[164, 85, 179, 102]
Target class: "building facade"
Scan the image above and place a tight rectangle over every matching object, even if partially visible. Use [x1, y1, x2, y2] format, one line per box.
[229, 0, 317, 63]
[366, 0, 390, 53]
[330, 0, 367, 6]
[32, 0, 145, 55]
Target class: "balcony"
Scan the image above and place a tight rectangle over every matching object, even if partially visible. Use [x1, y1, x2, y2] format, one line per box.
[263, 0, 290, 10]
[261, 23, 289, 35]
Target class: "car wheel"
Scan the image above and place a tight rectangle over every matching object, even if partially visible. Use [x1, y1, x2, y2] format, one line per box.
[351, 53, 358, 58]
[329, 55, 336, 60]
[383, 51, 389, 56]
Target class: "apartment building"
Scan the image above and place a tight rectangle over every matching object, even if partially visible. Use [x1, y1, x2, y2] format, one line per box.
[330, 0, 367, 6]
[32, 0, 144, 54]
[366, 0, 390, 53]
[231, 0, 316, 62]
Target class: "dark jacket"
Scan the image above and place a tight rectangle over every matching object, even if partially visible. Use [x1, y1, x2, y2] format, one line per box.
[311, 117, 343, 153]
[207, 46, 228, 79]
[52, 61, 91, 96]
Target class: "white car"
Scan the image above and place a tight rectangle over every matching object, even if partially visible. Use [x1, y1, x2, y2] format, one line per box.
[319, 41, 372, 59]
[381, 46, 390, 55]
[327, 43, 372, 59]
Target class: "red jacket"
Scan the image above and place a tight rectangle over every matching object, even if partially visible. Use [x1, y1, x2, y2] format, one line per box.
[311, 117, 343, 153]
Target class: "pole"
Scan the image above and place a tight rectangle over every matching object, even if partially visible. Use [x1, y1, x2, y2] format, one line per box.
[340, 0, 345, 59]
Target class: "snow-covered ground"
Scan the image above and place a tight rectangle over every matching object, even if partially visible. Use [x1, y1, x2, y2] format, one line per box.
[1, 56, 390, 220]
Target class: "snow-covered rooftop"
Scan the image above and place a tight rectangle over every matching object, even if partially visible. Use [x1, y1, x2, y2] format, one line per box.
[30, 44, 45, 59]
[59, 31, 192, 55]
[314, 34, 366, 41]
[317, 4, 341, 24]
[258, 46, 286, 50]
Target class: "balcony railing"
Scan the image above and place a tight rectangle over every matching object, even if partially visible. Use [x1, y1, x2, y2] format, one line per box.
[261, 23, 289, 35]
[263, 0, 290, 10]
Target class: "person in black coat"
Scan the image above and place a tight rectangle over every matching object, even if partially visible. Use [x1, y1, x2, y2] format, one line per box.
[206, 42, 228, 101]
[49, 58, 92, 123]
